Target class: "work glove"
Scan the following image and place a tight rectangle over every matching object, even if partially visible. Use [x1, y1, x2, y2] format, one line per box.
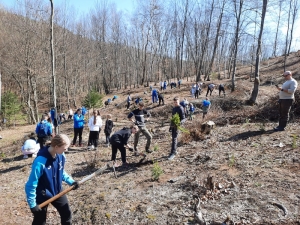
[30, 205, 42, 214]
[72, 181, 80, 190]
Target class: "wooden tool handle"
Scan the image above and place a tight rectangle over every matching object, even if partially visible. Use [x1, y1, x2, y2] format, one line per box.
[39, 185, 74, 208]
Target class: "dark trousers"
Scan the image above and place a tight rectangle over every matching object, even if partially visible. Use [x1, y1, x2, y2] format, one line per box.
[279, 99, 293, 128]
[105, 134, 111, 144]
[111, 142, 126, 163]
[219, 87, 225, 96]
[88, 131, 99, 147]
[72, 128, 83, 145]
[171, 128, 179, 155]
[206, 87, 213, 96]
[195, 90, 199, 98]
[37, 136, 50, 149]
[127, 101, 130, 109]
[32, 194, 72, 225]
[159, 97, 164, 105]
[68, 115, 73, 120]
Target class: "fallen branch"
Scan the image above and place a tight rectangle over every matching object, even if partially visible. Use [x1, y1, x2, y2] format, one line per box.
[269, 201, 288, 216]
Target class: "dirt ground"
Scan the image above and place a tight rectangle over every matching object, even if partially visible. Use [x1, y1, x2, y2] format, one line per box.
[0, 54, 300, 224]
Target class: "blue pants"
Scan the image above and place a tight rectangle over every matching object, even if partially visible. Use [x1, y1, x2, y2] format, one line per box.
[152, 95, 158, 103]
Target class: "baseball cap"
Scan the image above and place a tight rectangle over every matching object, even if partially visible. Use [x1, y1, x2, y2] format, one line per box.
[282, 71, 291, 76]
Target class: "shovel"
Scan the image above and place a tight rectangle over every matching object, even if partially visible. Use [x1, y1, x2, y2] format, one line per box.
[39, 163, 108, 208]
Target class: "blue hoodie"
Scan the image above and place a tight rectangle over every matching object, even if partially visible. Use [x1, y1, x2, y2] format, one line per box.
[73, 114, 85, 128]
[25, 147, 74, 208]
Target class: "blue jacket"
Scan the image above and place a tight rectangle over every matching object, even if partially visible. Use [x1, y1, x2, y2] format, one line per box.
[25, 147, 74, 208]
[152, 89, 158, 97]
[189, 105, 195, 112]
[35, 120, 52, 137]
[73, 114, 85, 128]
[50, 108, 56, 122]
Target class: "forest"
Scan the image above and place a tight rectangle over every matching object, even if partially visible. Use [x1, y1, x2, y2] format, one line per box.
[0, 0, 298, 123]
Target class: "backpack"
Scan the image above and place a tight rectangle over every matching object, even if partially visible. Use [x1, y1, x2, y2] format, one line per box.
[38, 122, 48, 137]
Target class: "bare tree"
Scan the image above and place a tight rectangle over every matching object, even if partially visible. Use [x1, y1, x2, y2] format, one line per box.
[249, 0, 268, 105]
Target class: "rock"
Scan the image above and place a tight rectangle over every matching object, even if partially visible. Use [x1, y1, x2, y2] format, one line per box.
[201, 121, 215, 134]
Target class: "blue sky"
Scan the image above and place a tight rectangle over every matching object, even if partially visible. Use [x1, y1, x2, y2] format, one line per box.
[0, 0, 134, 15]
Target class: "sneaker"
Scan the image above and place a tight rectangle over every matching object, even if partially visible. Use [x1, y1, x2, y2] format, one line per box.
[79, 144, 83, 147]
[91, 145, 95, 149]
[146, 149, 153, 153]
[273, 126, 285, 131]
[168, 154, 176, 160]
[87, 145, 92, 149]
[23, 155, 28, 159]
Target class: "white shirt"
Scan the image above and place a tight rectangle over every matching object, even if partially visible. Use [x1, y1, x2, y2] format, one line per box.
[88, 116, 103, 131]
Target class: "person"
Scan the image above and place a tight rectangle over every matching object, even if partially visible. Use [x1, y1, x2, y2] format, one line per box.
[110, 125, 139, 167]
[112, 95, 118, 101]
[35, 114, 52, 149]
[189, 103, 195, 120]
[169, 97, 186, 160]
[25, 134, 79, 225]
[149, 85, 153, 92]
[87, 110, 102, 149]
[128, 102, 152, 155]
[126, 93, 132, 110]
[180, 98, 189, 117]
[160, 81, 164, 91]
[191, 85, 196, 98]
[104, 114, 114, 147]
[59, 113, 66, 123]
[68, 108, 73, 120]
[71, 108, 85, 147]
[47, 117, 55, 137]
[158, 91, 165, 106]
[178, 79, 181, 89]
[134, 97, 142, 105]
[152, 89, 158, 103]
[195, 83, 200, 98]
[206, 83, 215, 97]
[202, 97, 211, 119]
[219, 84, 225, 96]
[274, 71, 298, 131]
[21, 133, 40, 159]
[163, 81, 167, 90]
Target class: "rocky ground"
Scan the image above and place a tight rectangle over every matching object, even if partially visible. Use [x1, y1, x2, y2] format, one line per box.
[0, 53, 300, 224]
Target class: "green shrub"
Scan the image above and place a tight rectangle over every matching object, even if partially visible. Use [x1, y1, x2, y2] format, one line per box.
[152, 161, 163, 181]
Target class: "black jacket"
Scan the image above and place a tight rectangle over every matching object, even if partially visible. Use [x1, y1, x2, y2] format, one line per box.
[104, 119, 114, 135]
[110, 127, 132, 145]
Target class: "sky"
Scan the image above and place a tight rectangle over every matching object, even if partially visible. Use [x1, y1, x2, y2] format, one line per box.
[0, 0, 134, 15]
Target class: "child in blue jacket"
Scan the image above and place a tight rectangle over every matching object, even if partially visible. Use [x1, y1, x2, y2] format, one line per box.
[72, 108, 85, 147]
[25, 134, 79, 225]
[189, 103, 195, 120]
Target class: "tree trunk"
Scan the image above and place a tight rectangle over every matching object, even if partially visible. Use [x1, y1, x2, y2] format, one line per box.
[249, 0, 268, 105]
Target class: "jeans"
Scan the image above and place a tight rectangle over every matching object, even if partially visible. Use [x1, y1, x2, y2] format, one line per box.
[134, 126, 152, 151]
[171, 128, 179, 155]
[32, 194, 72, 225]
[278, 99, 293, 128]
[105, 135, 110, 144]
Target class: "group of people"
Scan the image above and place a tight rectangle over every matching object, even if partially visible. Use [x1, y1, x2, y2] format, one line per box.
[24, 70, 298, 224]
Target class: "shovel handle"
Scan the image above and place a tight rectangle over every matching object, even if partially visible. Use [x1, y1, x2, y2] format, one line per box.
[39, 185, 74, 208]
[38, 164, 108, 208]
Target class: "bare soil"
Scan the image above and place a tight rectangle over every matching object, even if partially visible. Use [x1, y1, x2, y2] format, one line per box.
[0, 53, 300, 224]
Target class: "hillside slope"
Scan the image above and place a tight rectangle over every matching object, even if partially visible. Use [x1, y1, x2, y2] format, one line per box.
[0, 53, 299, 225]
